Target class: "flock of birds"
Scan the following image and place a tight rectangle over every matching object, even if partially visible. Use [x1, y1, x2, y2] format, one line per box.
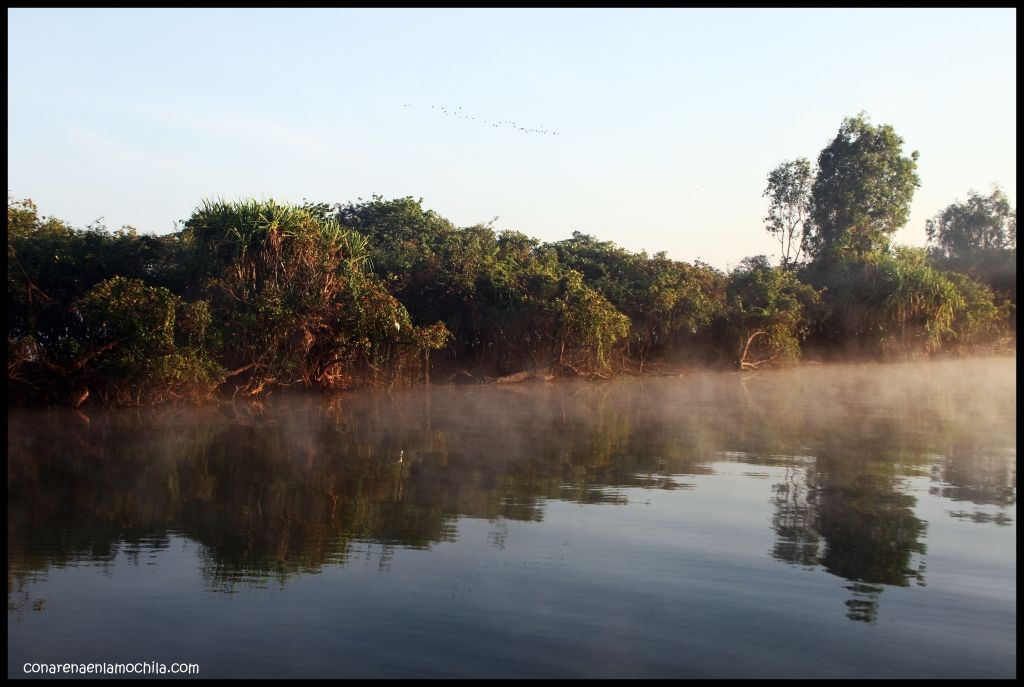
[402, 103, 560, 136]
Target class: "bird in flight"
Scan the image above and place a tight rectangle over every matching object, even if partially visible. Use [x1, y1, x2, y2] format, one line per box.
[402, 103, 561, 137]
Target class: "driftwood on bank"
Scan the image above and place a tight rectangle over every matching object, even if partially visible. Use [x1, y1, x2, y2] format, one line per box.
[739, 330, 781, 370]
[495, 369, 553, 384]
[495, 355, 567, 384]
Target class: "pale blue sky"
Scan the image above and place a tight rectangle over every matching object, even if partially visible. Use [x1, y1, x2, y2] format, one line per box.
[7, 8, 1016, 269]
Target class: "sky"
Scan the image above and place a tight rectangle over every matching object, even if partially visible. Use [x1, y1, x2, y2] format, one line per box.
[7, 8, 1017, 270]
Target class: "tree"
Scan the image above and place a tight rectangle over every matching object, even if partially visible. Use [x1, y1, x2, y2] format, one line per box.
[924, 188, 1016, 304]
[807, 247, 1007, 357]
[723, 256, 819, 368]
[550, 233, 725, 369]
[808, 113, 920, 261]
[74, 276, 223, 403]
[182, 199, 447, 392]
[926, 187, 1015, 259]
[763, 157, 813, 267]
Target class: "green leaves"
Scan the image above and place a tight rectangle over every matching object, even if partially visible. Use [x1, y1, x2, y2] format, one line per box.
[726, 257, 819, 366]
[808, 113, 921, 261]
[808, 249, 1005, 356]
[7, 187, 1014, 406]
[552, 233, 726, 366]
[926, 187, 1015, 259]
[73, 277, 223, 401]
[764, 157, 813, 267]
[556, 270, 630, 372]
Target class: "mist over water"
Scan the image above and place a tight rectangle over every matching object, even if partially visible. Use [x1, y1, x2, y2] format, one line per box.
[7, 357, 1016, 678]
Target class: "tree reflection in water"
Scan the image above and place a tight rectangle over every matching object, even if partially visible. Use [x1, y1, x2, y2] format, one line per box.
[8, 360, 1016, 623]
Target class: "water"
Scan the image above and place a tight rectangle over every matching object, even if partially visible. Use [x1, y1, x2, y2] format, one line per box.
[7, 358, 1016, 678]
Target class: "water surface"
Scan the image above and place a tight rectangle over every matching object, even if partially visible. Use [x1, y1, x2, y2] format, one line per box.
[7, 358, 1016, 678]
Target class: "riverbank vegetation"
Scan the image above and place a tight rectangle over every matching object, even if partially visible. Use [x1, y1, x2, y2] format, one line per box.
[7, 114, 1015, 406]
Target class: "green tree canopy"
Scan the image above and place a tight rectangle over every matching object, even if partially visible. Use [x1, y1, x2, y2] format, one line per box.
[724, 256, 819, 368]
[926, 187, 1015, 259]
[924, 188, 1016, 304]
[551, 232, 726, 369]
[763, 157, 813, 267]
[808, 113, 920, 261]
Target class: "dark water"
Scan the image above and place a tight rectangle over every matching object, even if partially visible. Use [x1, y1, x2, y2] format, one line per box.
[7, 358, 1016, 678]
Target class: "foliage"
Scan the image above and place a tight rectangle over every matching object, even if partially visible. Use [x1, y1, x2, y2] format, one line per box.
[763, 158, 814, 267]
[182, 199, 444, 392]
[331, 195, 454, 295]
[328, 199, 632, 376]
[723, 256, 820, 367]
[552, 232, 726, 369]
[74, 277, 224, 403]
[805, 248, 1006, 357]
[926, 187, 1015, 258]
[7, 198, 198, 403]
[925, 188, 1016, 305]
[943, 272, 1012, 351]
[808, 113, 920, 261]
[556, 270, 631, 372]
[6, 181, 1016, 407]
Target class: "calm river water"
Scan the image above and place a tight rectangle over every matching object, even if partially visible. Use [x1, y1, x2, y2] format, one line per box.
[7, 358, 1016, 678]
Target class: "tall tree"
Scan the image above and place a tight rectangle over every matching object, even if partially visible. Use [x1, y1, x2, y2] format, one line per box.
[763, 157, 813, 267]
[925, 187, 1015, 259]
[808, 113, 920, 261]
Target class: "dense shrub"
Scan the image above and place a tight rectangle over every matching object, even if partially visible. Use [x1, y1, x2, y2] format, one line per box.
[6, 193, 1015, 407]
